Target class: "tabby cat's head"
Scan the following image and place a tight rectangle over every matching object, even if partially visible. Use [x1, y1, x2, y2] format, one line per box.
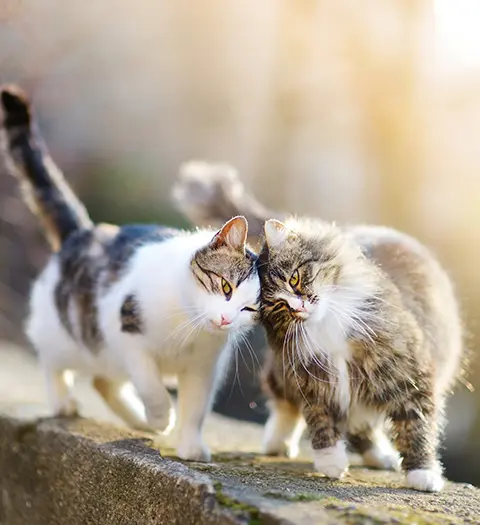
[258, 218, 369, 333]
[190, 216, 260, 333]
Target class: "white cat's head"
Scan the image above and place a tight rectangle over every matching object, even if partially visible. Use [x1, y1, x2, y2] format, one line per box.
[189, 216, 260, 334]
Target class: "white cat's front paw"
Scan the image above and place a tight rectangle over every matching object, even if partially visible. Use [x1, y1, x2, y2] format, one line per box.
[262, 440, 299, 458]
[145, 406, 176, 435]
[53, 397, 79, 417]
[406, 468, 444, 492]
[313, 441, 349, 479]
[262, 433, 296, 458]
[176, 439, 211, 462]
[363, 445, 401, 471]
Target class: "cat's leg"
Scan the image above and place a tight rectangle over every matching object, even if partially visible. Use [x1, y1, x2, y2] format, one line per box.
[43, 365, 79, 417]
[304, 403, 348, 479]
[175, 348, 229, 462]
[127, 353, 174, 433]
[92, 376, 152, 431]
[262, 366, 305, 457]
[263, 399, 306, 458]
[390, 398, 444, 492]
[347, 428, 400, 471]
[346, 405, 400, 470]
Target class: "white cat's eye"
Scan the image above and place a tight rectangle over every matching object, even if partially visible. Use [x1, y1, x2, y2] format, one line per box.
[221, 278, 232, 300]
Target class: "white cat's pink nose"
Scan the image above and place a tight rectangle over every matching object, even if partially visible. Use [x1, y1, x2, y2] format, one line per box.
[212, 315, 232, 328]
[220, 314, 231, 326]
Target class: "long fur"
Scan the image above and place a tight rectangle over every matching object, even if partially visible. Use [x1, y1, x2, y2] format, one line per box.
[173, 162, 465, 491]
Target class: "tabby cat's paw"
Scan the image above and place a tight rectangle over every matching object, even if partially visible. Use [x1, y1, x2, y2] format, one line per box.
[406, 468, 444, 492]
[313, 441, 349, 479]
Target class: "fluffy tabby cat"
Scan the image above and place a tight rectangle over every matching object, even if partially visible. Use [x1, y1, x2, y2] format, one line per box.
[174, 162, 464, 492]
[0, 87, 260, 462]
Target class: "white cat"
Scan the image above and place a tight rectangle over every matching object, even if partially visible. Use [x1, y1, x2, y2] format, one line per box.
[1, 86, 260, 461]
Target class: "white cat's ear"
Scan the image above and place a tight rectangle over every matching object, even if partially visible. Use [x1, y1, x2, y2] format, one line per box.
[210, 216, 248, 250]
[264, 219, 294, 249]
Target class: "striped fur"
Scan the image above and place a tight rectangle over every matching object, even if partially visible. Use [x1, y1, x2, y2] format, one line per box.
[1, 86, 91, 250]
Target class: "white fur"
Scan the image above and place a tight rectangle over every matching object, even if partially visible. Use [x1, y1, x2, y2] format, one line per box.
[313, 441, 349, 479]
[349, 404, 401, 471]
[262, 401, 306, 458]
[406, 467, 444, 492]
[27, 229, 260, 462]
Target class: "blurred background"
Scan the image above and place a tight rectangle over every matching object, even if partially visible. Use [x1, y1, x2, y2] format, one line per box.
[0, 0, 479, 485]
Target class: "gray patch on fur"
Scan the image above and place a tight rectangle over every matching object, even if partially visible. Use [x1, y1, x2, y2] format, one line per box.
[120, 294, 143, 334]
[54, 224, 179, 352]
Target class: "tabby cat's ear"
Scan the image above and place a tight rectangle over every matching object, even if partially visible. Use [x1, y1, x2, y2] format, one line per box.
[210, 216, 248, 251]
[264, 219, 295, 249]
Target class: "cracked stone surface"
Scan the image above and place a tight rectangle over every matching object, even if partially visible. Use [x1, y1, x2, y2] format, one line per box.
[0, 343, 478, 525]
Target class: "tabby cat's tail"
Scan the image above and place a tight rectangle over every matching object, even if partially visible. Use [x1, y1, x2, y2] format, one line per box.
[1, 86, 92, 251]
[172, 161, 282, 238]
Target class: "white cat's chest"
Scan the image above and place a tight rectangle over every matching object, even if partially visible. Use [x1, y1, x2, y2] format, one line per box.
[157, 326, 227, 365]
[146, 312, 228, 362]
[304, 316, 352, 413]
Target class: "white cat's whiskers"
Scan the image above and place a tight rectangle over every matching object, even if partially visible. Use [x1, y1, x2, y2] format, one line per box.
[162, 304, 201, 321]
[228, 338, 245, 400]
[176, 314, 209, 349]
[163, 312, 204, 343]
[237, 332, 259, 375]
[231, 335, 253, 373]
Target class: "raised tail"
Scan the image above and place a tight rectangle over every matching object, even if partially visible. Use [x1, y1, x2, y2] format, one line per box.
[1, 85, 92, 251]
[172, 161, 282, 239]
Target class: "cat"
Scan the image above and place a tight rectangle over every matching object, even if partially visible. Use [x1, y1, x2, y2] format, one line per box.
[0, 87, 260, 462]
[173, 162, 465, 492]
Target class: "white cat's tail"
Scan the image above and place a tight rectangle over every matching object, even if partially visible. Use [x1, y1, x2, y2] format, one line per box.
[172, 160, 280, 238]
[1, 85, 92, 251]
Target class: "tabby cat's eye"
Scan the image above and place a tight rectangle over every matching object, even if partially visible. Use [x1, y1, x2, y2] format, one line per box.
[289, 270, 299, 288]
[222, 278, 232, 300]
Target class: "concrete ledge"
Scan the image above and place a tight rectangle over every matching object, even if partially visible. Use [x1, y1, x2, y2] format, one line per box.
[0, 416, 238, 525]
[1, 413, 479, 525]
[0, 345, 479, 524]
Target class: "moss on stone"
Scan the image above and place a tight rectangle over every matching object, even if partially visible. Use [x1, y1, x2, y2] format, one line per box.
[213, 482, 262, 525]
[263, 490, 329, 502]
[322, 499, 462, 525]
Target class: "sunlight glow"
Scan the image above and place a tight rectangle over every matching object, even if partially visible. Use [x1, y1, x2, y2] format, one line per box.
[435, 0, 480, 70]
